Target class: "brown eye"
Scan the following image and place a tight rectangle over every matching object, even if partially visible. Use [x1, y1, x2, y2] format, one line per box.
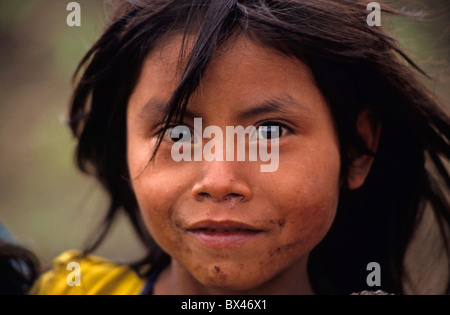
[162, 125, 197, 143]
[250, 122, 288, 141]
[258, 125, 281, 140]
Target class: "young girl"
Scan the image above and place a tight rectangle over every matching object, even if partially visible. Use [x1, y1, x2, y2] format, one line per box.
[31, 0, 450, 295]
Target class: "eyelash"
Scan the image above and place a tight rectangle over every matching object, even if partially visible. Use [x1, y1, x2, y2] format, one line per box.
[251, 121, 291, 141]
[157, 121, 292, 143]
[159, 124, 197, 143]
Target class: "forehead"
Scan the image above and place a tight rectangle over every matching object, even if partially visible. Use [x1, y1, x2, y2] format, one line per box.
[129, 34, 320, 114]
[142, 34, 315, 90]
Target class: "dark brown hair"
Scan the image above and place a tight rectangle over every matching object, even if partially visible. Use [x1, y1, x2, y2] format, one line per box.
[69, 0, 450, 294]
[0, 241, 40, 295]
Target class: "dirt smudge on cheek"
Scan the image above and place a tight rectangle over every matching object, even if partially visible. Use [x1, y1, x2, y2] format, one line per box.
[269, 241, 304, 258]
[267, 218, 286, 230]
[276, 218, 286, 228]
[168, 219, 192, 256]
[174, 221, 182, 230]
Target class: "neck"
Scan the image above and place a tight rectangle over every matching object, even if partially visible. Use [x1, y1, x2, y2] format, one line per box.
[153, 257, 314, 295]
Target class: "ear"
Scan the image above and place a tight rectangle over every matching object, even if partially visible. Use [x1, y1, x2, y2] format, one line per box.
[347, 108, 381, 190]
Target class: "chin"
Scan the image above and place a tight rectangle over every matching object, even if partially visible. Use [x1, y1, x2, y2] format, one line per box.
[192, 263, 267, 293]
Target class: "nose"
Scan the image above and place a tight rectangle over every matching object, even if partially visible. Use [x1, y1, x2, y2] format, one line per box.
[191, 161, 252, 203]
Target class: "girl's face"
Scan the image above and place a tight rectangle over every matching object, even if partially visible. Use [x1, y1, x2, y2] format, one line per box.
[127, 35, 341, 293]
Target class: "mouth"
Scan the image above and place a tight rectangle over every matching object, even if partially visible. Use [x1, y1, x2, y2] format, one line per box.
[186, 220, 265, 247]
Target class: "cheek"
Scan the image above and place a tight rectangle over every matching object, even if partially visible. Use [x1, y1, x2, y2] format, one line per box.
[287, 188, 338, 248]
[274, 142, 341, 250]
[127, 139, 185, 247]
[131, 170, 193, 260]
[131, 174, 171, 237]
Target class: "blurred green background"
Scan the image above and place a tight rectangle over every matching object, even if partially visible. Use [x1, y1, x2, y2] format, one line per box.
[0, 0, 147, 269]
[0, 0, 449, 270]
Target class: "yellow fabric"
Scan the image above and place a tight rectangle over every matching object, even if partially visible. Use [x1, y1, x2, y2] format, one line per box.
[29, 250, 146, 295]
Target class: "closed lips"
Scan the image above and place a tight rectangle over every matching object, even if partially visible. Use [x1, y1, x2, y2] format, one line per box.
[195, 228, 259, 232]
[186, 221, 265, 246]
[186, 220, 264, 232]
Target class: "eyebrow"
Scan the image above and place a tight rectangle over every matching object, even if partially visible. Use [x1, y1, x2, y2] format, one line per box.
[137, 97, 201, 122]
[234, 94, 314, 122]
[138, 93, 314, 123]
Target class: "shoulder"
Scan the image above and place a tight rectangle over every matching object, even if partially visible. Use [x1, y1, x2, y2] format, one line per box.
[29, 250, 146, 295]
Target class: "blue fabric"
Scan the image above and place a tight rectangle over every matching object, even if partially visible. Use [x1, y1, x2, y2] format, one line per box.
[140, 267, 164, 295]
[0, 221, 14, 242]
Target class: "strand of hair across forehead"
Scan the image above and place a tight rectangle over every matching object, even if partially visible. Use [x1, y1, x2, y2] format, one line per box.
[150, 0, 239, 161]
